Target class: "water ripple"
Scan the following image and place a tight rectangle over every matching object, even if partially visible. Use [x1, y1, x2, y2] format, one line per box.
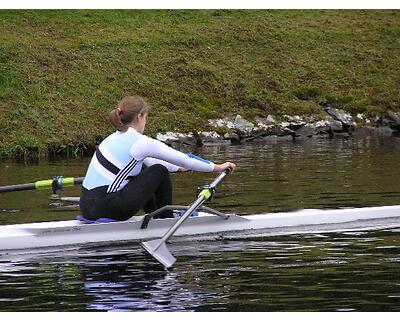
[1, 137, 400, 311]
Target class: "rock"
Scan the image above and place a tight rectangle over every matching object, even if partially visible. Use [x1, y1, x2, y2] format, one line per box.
[356, 113, 372, 126]
[387, 111, 400, 130]
[255, 115, 276, 128]
[266, 115, 276, 124]
[232, 115, 255, 133]
[328, 118, 344, 132]
[257, 123, 294, 137]
[275, 126, 296, 137]
[197, 131, 231, 146]
[323, 106, 355, 128]
[209, 115, 255, 133]
[280, 121, 290, 128]
[311, 117, 344, 135]
[208, 118, 230, 128]
[281, 115, 308, 130]
[208, 117, 236, 129]
[292, 115, 349, 139]
[156, 132, 197, 146]
[156, 132, 180, 143]
[283, 115, 306, 124]
[224, 132, 240, 144]
[312, 119, 331, 133]
[356, 113, 365, 121]
[387, 111, 400, 124]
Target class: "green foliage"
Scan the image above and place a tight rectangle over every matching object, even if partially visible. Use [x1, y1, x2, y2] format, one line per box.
[8, 135, 41, 160]
[0, 9, 399, 157]
[291, 88, 320, 101]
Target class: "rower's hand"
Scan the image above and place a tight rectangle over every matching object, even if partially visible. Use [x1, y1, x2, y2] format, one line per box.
[213, 162, 237, 173]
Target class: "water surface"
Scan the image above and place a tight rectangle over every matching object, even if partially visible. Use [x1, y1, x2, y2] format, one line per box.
[0, 136, 399, 311]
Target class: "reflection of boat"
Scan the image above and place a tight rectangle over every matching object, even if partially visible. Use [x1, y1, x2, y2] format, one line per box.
[1, 205, 400, 252]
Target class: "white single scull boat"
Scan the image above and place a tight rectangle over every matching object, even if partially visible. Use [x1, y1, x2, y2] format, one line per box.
[1, 205, 400, 252]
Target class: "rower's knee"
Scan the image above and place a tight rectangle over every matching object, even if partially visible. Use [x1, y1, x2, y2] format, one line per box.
[150, 164, 170, 177]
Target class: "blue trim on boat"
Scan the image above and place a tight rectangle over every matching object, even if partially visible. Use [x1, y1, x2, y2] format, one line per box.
[173, 210, 199, 217]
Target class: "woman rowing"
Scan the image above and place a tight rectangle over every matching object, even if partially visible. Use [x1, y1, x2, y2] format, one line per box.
[80, 96, 236, 221]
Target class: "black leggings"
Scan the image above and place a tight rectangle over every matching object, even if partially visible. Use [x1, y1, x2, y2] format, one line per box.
[80, 164, 173, 221]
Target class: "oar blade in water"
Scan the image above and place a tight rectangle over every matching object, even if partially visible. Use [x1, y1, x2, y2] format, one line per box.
[142, 239, 176, 268]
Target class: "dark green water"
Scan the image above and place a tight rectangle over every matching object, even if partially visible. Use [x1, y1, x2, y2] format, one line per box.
[0, 136, 400, 311]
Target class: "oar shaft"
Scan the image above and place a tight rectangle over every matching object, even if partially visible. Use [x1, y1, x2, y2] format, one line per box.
[152, 170, 229, 251]
[155, 195, 205, 249]
[210, 171, 228, 188]
[0, 182, 36, 193]
[0, 177, 84, 193]
[141, 169, 231, 268]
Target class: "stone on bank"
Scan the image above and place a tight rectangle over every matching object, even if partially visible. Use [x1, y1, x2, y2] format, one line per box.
[155, 109, 400, 147]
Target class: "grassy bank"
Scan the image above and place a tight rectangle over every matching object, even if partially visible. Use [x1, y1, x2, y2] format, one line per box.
[0, 10, 399, 158]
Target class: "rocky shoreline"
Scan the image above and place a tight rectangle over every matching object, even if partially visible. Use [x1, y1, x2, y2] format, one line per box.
[156, 107, 400, 147]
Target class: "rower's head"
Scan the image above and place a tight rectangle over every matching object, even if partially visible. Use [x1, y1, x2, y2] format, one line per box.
[109, 96, 150, 133]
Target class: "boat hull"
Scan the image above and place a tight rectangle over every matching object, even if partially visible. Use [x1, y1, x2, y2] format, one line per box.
[1, 205, 400, 251]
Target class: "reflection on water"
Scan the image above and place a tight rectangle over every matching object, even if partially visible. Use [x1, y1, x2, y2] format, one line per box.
[0, 136, 400, 311]
[0, 229, 399, 311]
[1, 136, 400, 223]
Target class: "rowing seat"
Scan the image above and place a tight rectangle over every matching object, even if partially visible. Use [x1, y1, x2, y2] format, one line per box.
[76, 215, 117, 224]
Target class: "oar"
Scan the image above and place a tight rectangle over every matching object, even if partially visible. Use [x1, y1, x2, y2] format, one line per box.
[0, 176, 84, 193]
[141, 169, 231, 268]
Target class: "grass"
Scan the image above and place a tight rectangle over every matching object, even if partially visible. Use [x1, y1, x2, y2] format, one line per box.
[0, 10, 399, 158]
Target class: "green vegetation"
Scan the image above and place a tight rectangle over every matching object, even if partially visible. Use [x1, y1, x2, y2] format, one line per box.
[0, 10, 399, 158]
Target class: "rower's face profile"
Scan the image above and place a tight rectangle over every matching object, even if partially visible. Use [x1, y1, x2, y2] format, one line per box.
[137, 112, 148, 133]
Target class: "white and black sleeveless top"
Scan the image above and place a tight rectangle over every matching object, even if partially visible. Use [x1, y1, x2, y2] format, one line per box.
[82, 127, 214, 193]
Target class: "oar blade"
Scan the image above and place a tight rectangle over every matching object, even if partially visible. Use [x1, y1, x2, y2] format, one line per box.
[141, 239, 176, 269]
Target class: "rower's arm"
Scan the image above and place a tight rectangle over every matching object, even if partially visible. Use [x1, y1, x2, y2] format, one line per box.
[143, 157, 180, 172]
[131, 137, 214, 172]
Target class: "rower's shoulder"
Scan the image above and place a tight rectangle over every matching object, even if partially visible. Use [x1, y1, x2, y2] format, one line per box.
[104, 128, 144, 142]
